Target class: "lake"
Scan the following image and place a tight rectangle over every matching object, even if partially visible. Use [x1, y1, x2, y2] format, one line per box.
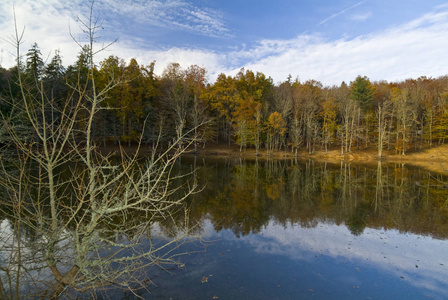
[131, 157, 448, 299]
[2, 156, 448, 299]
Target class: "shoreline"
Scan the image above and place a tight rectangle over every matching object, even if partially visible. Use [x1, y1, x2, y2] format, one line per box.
[188, 144, 448, 175]
[100, 143, 448, 175]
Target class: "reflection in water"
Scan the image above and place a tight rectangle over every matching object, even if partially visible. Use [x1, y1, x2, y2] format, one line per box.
[148, 157, 448, 299]
[2, 157, 448, 298]
[235, 221, 448, 299]
[186, 158, 448, 239]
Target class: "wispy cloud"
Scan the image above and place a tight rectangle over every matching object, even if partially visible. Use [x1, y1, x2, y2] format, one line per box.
[349, 11, 372, 21]
[319, 0, 367, 25]
[97, 0, 231, 38]
[0, 0, 230, 69]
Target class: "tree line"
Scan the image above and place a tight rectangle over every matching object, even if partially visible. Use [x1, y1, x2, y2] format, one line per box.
[2, 43, 448, 157]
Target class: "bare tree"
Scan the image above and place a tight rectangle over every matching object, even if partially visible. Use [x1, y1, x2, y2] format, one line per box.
[391, 86, 419, 155]
[339, 97, 359, 154]
[0, 5, 198, 299]
[376, 100, 392, 158]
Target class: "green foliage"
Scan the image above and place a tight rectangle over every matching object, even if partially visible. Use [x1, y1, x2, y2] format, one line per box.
[351, 75, 374, 112]
[25, 43, 44, 80]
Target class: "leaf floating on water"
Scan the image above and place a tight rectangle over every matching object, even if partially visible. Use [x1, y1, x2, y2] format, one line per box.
[212, 296, 219, 299]
[201, 276, 208, 283]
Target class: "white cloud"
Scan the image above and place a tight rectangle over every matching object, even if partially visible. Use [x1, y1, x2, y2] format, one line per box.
[238, 9, 448, 85]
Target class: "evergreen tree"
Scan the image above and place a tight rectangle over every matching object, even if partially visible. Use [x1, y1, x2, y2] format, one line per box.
[351, 75, 374, 112]
[25, 42, 44, 81]
[44, 49, 67, 100]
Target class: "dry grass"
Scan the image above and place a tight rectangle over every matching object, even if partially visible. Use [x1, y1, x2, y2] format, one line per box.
[194, 143, 448, 174]
[99, 143, 448, 175]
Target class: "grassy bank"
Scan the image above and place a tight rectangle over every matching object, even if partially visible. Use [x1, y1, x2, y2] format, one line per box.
[100, 143, 448, 175]
[193, 143, 448, 174]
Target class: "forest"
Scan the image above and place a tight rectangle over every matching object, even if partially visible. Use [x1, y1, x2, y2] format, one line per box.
[1, 42, 448, 157]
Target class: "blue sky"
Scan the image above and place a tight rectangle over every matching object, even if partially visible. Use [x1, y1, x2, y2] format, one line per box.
[1, 0, 448, 86]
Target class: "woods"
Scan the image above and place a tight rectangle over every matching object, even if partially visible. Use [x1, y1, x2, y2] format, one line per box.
[4, 42, 448, 157]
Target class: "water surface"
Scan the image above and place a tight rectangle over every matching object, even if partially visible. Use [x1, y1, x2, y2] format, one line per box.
[141, 157, 448, 299]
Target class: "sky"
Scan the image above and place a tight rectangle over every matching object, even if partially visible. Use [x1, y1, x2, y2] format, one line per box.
[1, 0, 448, 86]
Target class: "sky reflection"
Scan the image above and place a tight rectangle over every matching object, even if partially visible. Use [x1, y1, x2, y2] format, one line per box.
[221, 219, 448, 298]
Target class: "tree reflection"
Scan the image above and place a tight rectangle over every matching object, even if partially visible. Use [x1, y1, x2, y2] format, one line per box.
[208, 161, 271, 237]
[185, 158, 448, 239]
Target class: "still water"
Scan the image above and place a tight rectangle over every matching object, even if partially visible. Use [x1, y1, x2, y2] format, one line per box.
[132, 157, 448, 299]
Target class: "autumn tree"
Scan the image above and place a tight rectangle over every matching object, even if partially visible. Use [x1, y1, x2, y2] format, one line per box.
[95, 55, 126, 145]
[274, 78, 298, 153]
[265, 111, 286, 153]
[289, 114, 303, 156]
[422, 79, 437, 147]
[337, 82, 358, 154]
[294, 80, 322, 154]
[231, 70, 272, 152]
[320, 94, 338, 153]
[234, 96, 258, 152]
[202, 73, 237, 144]
[184, 64, 211, 153]
[160, 63, 192, 146]
[419, 77, 448, 147]
[119, 58, 148, 146]
[376, 99, 392, 158]
[432, 91, 448, 144]
[273, 78, 294, 122]
[253, 102, 263, 156]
